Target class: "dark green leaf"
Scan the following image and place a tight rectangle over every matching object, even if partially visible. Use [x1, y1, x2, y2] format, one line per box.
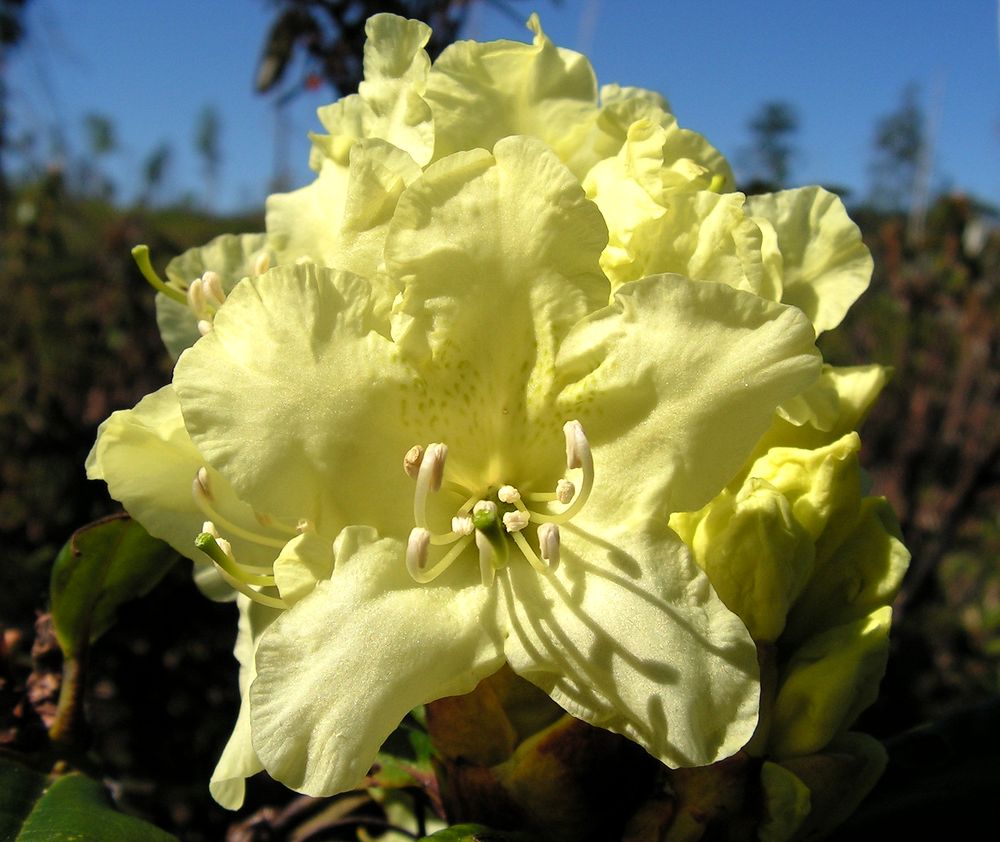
[0, 757, 176, 841]
[372, 710, 435, 788]
[0, 756, 48, 840]
[50, 515, 177, 655]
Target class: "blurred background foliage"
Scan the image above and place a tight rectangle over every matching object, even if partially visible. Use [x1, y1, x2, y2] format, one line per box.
[1, 0, 999, 838]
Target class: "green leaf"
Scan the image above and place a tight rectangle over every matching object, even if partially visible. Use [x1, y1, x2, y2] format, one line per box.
[371, 711, 435, 788]
[419, 825, 534, 842]
[0, 757, 176, 841]
[0, 756, 48, 840]
[50, 515, 178, 655]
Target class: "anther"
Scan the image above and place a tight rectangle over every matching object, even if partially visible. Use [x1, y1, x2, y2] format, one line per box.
[412, 443, 447, 529]
[253, 252, 271, 276]
[194, 467, 212, 500]
[215, 536, 235, 561]
[188, 280, 206, 314]
[556, 479, 575, 504]
[406, 527, 473, 584]
[422, 443, 447, 492]
[201, 271, 225, 308]
[538, 523, 560, 567]
[498, 485, 521, 504]
[502, 510, 530, 533]
[187, 271, 227, 324]
[530, 421, 595, 525]
[564, 420, 589, 470]
[452, 515, 474, 536]
[403, 444, 425, 478]
[406, 528, 431, 575]
[197, 319, 213, 336]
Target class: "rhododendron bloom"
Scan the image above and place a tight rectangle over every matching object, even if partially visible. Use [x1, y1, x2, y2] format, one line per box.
[86, 14, 833, 808]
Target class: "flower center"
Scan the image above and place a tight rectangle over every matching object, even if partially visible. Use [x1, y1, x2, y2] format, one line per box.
[404, 420, 594, 586]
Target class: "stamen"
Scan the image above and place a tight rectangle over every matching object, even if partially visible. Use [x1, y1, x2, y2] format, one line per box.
[511, 530, 550, 574]
[406, 528, 431, 574]
[564, 419, 588, 470]
[443, 480, 473, 498]
[529, 420, 595, 525]
[403, 444, 425, 478]
[538, 523, 560, 566]
[188, 279, 207, 314]
[192, 469, 286, 549]
[195, 532, 286, 609]
[187, 271, 227, 325]
[525, 479, 575, 504]
[497, 485, 521, 504]
[131, 244, 187, 305]
[255, 511, 299, 536]
[429, 520, 472, 546]
[407, 527, 473, 584]
[201, 271, 225, 309]
[195, 467, 211, 498]
[451, 515, 474, 536]
[502, 510, 530, 533]
[253, 252, 271, 276]
[413, 443, 447, 529]
[455, 492, 480, 515]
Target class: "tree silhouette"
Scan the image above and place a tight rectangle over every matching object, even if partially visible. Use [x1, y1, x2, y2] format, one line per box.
[0, 0, 32, 211]
[256, 0, 534, 100]
[195, 106, 221, 210]
[740, 100, 799, 192]
[869, 84, 924, 212]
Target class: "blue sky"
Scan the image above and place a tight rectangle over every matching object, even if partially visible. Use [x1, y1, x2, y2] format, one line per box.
[8, 1, 1000, 212]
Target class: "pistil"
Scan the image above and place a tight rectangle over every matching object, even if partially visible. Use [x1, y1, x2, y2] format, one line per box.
[406, 528, 473, 584]
[131, 244, 187, 305]
[195, 530, 287, 609]
[523, 421, 594, 525]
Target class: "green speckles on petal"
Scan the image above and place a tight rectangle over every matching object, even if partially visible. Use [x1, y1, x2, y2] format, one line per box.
[387, 137, 608, 477]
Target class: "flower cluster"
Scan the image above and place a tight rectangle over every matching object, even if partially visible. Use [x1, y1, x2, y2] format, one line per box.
[87, 13, 904, 832]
